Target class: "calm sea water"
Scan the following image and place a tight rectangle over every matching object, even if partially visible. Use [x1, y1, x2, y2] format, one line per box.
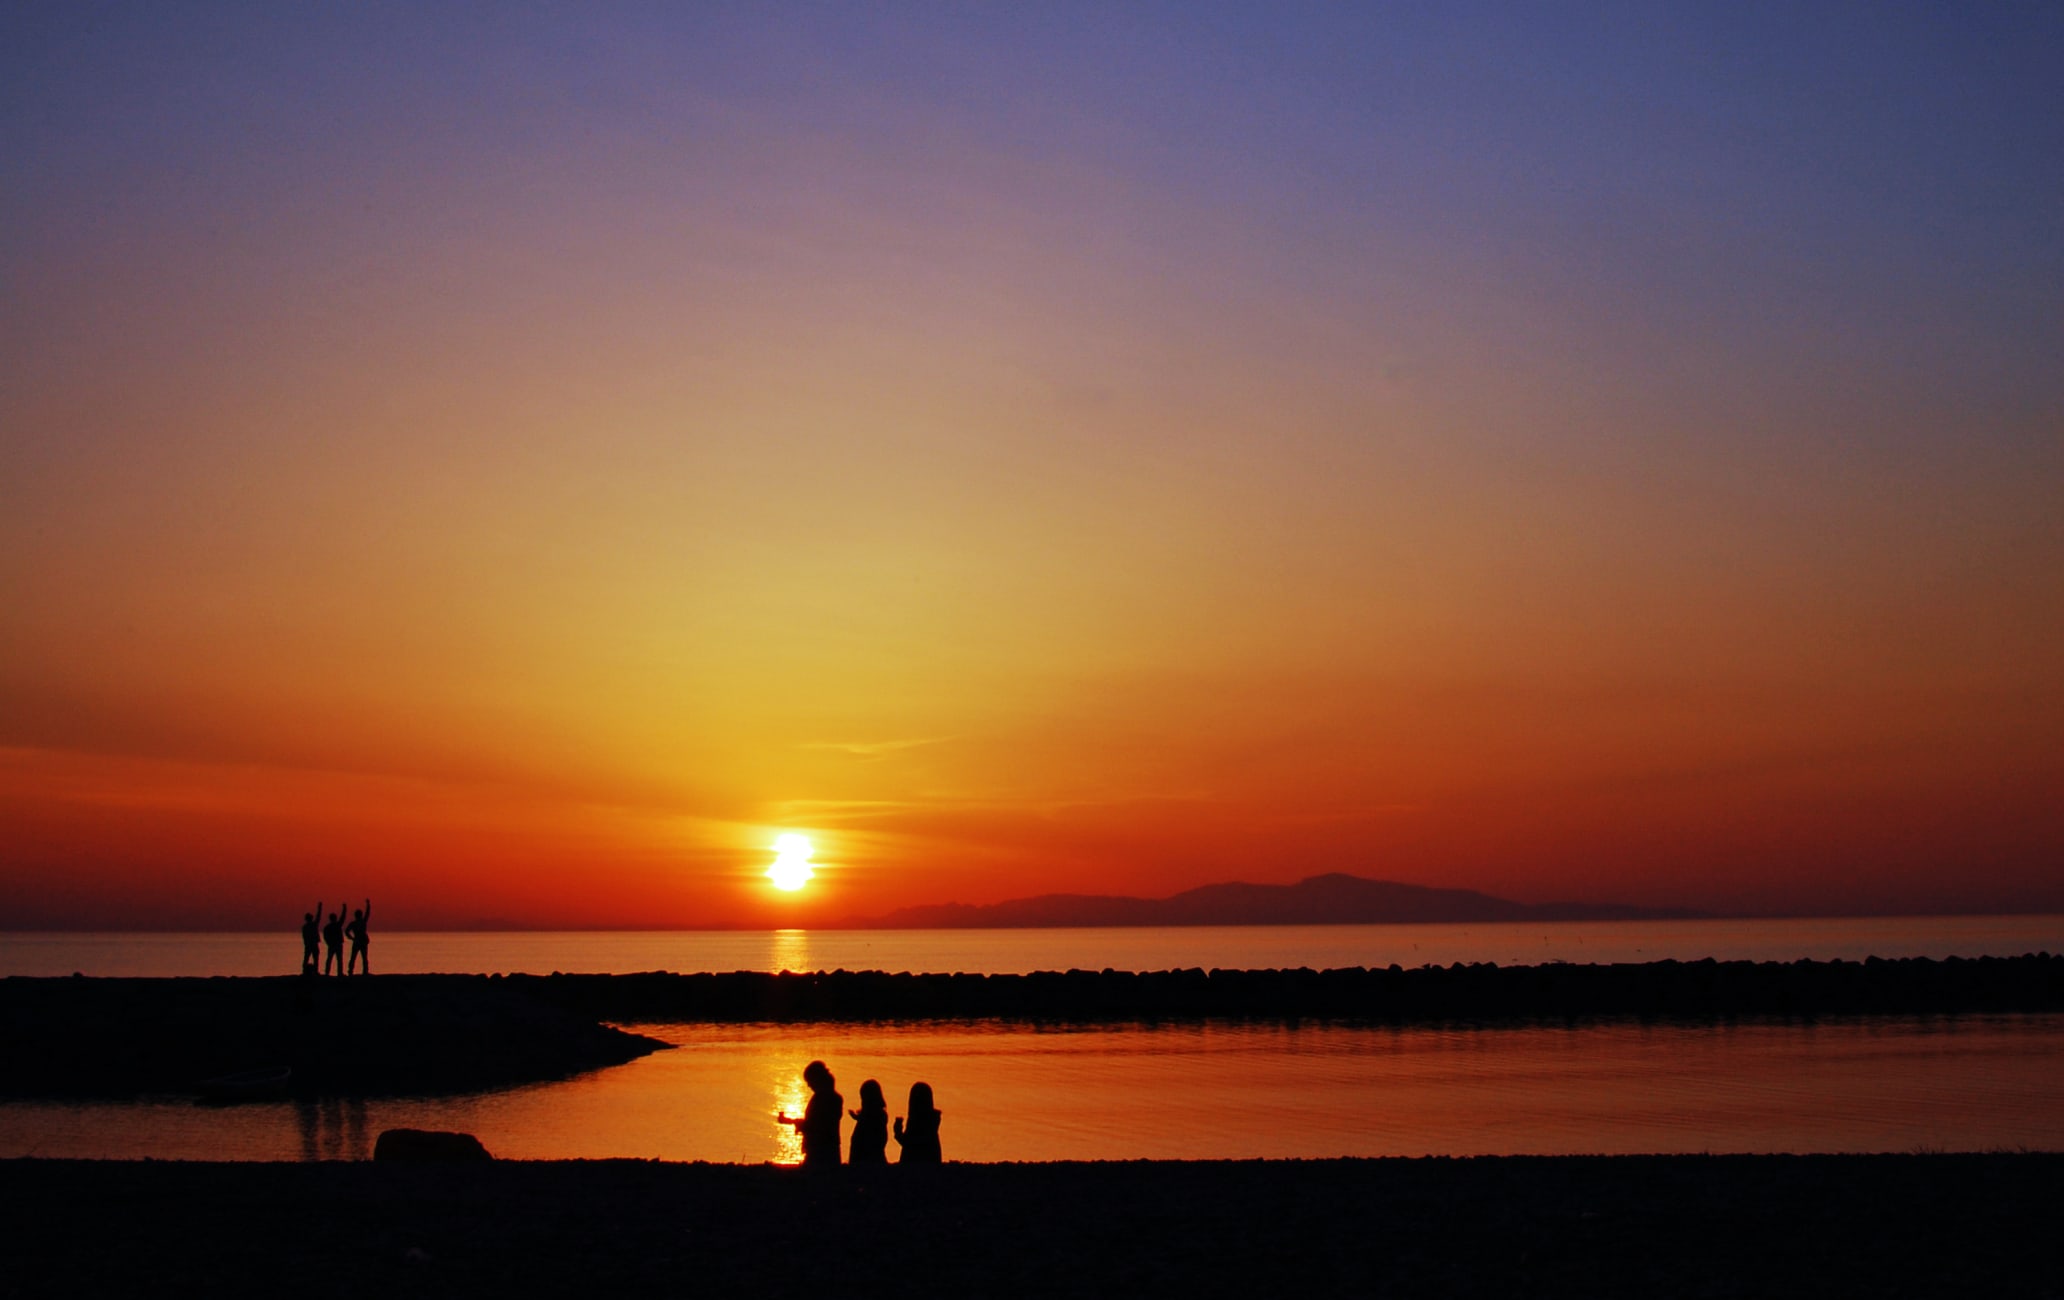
[3, 1016, 2059, 1162]
[5, 918, 2060, 1163]
[4, 914, 2060, 978]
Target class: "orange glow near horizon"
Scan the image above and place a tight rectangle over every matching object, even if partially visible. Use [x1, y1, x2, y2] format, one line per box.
[3, 9, 2061, 931]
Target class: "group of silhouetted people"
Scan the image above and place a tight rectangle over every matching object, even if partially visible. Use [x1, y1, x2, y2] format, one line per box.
[778, 1060, 942, 1167]
[300, 899, 372, 976]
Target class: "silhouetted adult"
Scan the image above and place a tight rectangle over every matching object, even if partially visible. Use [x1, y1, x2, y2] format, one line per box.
[300, 901, 322, 973]
[777, 1060, 842, 1168]
[321, 906, 346, 976]
[345, 899, 371, 976]
[848, 1078, 888, 1165]
[894, 1081, 942, 1164]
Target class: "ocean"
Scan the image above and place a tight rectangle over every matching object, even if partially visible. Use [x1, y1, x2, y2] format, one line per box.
[4, 913, 2059, 979]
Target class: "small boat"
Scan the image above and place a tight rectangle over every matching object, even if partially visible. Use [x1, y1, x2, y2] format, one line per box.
[194, 1065, 293, 1103]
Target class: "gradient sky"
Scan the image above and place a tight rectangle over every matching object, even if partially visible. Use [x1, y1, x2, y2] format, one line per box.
[4, 2, 2060, 929]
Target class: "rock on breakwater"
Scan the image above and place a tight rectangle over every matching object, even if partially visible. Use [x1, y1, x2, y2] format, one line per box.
[511, 952, 2064, 1023]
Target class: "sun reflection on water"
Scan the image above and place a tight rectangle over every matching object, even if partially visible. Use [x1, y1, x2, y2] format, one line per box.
[770, 1068, 806, 1165]
[768, 929, 813, 975]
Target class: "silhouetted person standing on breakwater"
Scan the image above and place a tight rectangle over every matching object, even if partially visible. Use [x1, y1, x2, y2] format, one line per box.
[848, 1078, 888, 1165]
[300, 902, 322, 973]
[345, 899, 371, 976]
[321, 906, 346, 975]
[777, 1060, 842, 1167]
[894, 1081, 942, 1164]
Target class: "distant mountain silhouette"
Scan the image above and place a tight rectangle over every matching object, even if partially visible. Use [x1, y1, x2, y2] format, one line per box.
[844, 873, 1699, 929]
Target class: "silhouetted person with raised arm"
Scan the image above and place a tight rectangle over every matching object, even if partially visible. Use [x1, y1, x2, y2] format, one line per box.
[848, 1078, 888, 1165]
[300, 901, 322, 974]
[894, 1080, 942, 1164]
[321, 905, 346, 976]
[345, 899, 371, 976]
[776, 1060, 842, 1168]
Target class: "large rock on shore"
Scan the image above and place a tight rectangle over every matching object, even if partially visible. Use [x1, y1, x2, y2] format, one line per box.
[374, 1129, 494, 1162]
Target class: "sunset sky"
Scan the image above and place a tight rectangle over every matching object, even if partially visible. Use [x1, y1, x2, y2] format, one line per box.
[4, 3, 2060, 929]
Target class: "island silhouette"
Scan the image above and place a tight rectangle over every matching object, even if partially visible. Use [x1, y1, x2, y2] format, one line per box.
[842, 872, 1700, 929]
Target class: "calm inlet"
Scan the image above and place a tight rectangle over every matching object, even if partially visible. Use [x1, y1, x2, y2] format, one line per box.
[4, 1016, 2060, 1163]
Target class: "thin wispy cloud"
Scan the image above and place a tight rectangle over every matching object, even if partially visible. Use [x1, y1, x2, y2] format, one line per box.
[798, 738, 954, 759]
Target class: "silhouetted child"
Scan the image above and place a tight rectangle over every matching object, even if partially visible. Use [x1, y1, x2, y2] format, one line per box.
[345, 899, 371, 975]
[847, 1078, 888, 1165]
[321, 906, 345, 975]
[300, 901, 321, 973]
[894, 1081, 942, 1164]
[777, 1060, 842, 1167]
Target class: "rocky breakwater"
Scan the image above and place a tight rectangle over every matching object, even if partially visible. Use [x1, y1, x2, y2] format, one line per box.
[0, 974, 667, 1099]
[511, 952, 2064, 1023]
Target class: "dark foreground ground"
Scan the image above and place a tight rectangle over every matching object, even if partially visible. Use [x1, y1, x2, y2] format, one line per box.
[6, 1154, 2058, 1299]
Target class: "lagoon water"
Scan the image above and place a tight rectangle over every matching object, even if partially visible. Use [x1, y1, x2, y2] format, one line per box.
[4, 917, 2060, 1163]
[5, 1016, 2060, 1163]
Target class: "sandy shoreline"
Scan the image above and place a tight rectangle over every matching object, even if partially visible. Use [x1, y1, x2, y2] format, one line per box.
[7, 1153, 2057, 1297]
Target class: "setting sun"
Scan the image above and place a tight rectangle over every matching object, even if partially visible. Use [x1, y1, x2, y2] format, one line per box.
[765, 834, 815, 892]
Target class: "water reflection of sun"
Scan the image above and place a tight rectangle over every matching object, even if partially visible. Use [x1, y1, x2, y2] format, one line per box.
[764, 934, 815, 1162]
[771, 1069, 806, 1165]
[769, 929, 812, 976]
